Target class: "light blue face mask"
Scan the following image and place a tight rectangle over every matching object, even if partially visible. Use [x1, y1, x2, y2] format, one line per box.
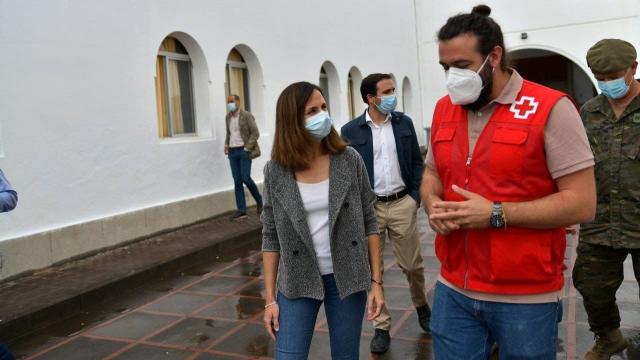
[305, 111, 333, 139]
[375, 94, 398, 114]
[598, 76, 630, 99]
[227, 102, 237, 112]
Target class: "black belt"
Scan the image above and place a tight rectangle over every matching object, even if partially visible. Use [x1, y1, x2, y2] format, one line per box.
[376, 189, 408, 202]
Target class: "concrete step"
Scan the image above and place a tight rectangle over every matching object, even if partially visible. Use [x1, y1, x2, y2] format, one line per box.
[0, 210, 262, 344]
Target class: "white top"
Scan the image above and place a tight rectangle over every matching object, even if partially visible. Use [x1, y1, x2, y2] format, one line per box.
[297, 178, 333, 275]
[366, 109, 406, 196]
[229, 114, 244, 148]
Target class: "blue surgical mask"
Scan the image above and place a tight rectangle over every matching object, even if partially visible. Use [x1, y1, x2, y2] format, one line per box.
[305, 111, 333, 139]
[227, 102, 237, 112]
[375, 94, 398, 114]
[598, 76, 630, 99]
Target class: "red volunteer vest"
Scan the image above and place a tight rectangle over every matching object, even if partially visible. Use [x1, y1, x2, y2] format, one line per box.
[431, 80, 567, 295]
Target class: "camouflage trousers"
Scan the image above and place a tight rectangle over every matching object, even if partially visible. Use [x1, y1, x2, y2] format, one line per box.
[572, 242, 640, 334]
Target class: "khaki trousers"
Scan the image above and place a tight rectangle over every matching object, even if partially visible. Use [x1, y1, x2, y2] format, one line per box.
[373, 195, 427, 330]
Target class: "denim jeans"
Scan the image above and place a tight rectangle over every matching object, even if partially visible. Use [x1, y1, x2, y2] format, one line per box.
[275, 274, 367, 360]
[228, 147, 262, 213]
[0, 343, 15, 360]
[431, 281, 562, 360]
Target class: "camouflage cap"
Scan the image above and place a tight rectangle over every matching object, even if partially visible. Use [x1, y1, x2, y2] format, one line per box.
[587, 39, 637, 74]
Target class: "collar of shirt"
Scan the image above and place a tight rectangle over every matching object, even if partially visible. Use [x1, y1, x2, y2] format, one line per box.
[471, 68, 523, 116]
[491, 68, 523, 106]
[365, 108, 392, 127]
[584, 84, 640, 121]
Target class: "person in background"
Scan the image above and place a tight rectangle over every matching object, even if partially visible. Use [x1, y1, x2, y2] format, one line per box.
[224, 94, 263, 220]
[573, 38, 640, 360]
[341, 73, 431, 354]
[0, 169, 17, 213]
[0, 168, 18, 359]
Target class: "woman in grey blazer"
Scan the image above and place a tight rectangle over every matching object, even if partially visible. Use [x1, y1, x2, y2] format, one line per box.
[261, 82, 384, 359]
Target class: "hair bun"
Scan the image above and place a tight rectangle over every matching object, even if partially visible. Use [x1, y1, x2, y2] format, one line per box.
[472, 4, 491, 17]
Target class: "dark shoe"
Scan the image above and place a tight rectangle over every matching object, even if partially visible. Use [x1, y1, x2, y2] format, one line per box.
[489, 344, 499, 360]
[416, 304, 431, 333]
[230, 211, 248, 221]
[585, 329, 627, 360]
[257, 203, 263, 215]
[370, 329, 390, 354]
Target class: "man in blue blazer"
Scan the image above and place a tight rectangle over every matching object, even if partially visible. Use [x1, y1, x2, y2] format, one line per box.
[341, 73, 430, 354]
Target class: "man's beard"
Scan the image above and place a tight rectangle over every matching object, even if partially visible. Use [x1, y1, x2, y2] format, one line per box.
[463, 64, 494, 111]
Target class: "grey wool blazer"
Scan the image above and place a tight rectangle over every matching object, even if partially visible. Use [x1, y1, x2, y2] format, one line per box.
[261, 147, 379, 300]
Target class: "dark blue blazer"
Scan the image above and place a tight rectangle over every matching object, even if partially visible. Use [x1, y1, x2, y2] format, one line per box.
[340, 111, 423, 203]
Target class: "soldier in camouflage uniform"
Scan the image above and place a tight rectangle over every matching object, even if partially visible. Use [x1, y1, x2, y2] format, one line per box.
[573, 39, 640, 360]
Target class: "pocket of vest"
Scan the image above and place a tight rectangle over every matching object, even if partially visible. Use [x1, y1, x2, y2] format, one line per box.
[489, 229, 553, 284]
[490, 127, 529, 182]
[432, 126, 456, 168]
[433, 127, 456, 142]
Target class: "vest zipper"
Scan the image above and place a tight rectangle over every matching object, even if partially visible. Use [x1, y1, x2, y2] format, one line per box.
[464, 156, 472, 289]
[465, 156, 472, 185]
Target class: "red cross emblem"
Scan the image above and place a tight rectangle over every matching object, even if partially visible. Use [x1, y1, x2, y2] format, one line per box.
[509, 96, 539, 120]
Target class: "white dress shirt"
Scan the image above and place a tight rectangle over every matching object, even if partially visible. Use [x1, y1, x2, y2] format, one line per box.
[366, 109, 406, 196]
[229, 113, 244, 148]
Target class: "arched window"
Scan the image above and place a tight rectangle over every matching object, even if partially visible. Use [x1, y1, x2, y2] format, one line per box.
[318, 61, 341, 118]
[319, 67, 331, 112]
[389, 73, 398, 95]
[402, 77, 413, 116]
[225, 48, 250, 111]
[155, 37, 196, 137]
[224, 45, 265, 130]
[347, 67, 364, 119]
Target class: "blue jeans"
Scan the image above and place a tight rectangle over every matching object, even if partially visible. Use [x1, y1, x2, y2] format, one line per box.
[275, 275, 366, 360]
[228, 147, 262, 213]
[0, 343, 15, 360]
[431, 281, 562, 360]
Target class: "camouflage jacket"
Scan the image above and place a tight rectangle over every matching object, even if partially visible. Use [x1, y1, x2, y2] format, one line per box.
[580, 90, 640, 249]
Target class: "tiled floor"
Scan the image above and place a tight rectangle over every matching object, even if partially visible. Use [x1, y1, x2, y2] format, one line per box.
[15, 213, 640, 359]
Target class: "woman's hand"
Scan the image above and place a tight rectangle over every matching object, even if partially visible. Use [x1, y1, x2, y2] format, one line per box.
[367, 283, 385, 321]
[263, 303, 280, 340]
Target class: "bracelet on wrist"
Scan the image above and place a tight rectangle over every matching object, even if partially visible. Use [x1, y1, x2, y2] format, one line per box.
[264, 301, 278, 309]
[371, 278, 383, 286]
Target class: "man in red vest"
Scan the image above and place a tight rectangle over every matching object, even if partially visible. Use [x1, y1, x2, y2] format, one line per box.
[421, 5, 597, 359]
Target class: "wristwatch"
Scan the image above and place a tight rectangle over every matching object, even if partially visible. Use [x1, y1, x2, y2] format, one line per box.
[490, 202, 506, 229]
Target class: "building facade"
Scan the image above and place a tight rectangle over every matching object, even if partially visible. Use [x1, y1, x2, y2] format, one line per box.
[1, 0, 639, 281]
[0, 0, 423, 279]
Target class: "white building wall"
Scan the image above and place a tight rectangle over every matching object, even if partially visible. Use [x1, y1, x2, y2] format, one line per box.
[0, 0, 422, 278]
[7, 0, 637, 280]
[416, 0, 640, 129]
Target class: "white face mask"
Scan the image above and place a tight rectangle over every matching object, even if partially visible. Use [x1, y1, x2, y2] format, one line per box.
[445, 56, 491, 105]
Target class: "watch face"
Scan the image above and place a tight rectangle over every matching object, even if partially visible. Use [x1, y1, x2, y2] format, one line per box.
[491, 214, 504, 228]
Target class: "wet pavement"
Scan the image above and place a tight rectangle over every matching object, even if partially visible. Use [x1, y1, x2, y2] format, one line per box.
[9, 212, 640, 359]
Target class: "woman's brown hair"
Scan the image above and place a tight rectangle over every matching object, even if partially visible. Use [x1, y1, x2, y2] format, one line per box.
[271, 81, 347, 171]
